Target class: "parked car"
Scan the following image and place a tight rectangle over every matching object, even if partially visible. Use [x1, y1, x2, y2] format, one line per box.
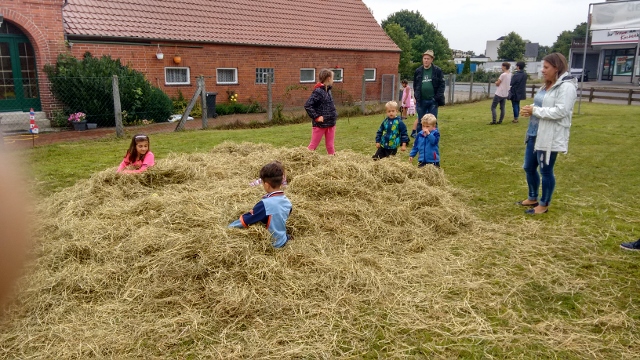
[570, 68, 590, 82]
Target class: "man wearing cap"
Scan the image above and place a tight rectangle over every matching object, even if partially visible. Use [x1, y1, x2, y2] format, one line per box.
[412, 49, 445, 135]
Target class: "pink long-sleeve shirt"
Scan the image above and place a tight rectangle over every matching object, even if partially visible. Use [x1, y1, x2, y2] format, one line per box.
[117, 151, 155, 173]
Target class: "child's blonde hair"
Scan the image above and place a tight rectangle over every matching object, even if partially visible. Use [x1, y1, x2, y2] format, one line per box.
[385, 101, 399, 110]
[421, 114, 437, 126]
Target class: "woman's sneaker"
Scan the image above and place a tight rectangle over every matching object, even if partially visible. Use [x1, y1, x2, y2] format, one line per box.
[620, 238, 640, 251]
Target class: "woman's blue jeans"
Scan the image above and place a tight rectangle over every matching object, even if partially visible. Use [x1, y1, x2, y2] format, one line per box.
[512, 100, 521, 119]
[523, 136, 558, 206]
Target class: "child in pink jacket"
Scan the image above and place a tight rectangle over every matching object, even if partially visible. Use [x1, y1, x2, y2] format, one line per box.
[117, 134, 155, 173]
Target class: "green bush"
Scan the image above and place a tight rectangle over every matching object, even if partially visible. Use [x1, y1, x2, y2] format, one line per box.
[50, 109, 69, 128]
[44, 52, 173, 126]
[215, 102, 262, 116]
[144, 87, 173, 123]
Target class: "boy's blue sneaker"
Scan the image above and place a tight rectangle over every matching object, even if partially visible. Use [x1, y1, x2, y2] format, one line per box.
[620, 239, 640, 251]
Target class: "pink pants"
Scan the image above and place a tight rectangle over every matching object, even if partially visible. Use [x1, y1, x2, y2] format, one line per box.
[307, 126, 336, 155]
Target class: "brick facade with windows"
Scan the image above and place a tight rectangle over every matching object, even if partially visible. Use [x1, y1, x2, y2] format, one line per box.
[67, 42, 399, 106]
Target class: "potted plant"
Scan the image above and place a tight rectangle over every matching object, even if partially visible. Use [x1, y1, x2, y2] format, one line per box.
[68, 112, 87, 131]
[173, 45, 181, 64]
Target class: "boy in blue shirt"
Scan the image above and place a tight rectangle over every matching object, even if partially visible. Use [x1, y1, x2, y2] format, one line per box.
[229, 162, 292, 248]
[409, 114, 440, 168]
[373, 101, 409, 160]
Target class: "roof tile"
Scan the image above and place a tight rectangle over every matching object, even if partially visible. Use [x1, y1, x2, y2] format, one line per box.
[63, 0, 399, 52]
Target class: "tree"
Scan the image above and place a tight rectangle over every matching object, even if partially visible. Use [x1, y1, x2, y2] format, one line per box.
[497, 31, 526, 61]
[381, 10, 429, 39]
[466, 50, 476, 57]
[537, 45, 551, 61]
[462, 56, 471, 75]
[410, 24, 452, 62]
[381, 10, 453, 74]
[551, 22, 588, 58]
[384, 23, 413, 80]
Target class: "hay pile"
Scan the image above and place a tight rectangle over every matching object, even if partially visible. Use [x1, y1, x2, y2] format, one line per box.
[0, 142, 636, 358]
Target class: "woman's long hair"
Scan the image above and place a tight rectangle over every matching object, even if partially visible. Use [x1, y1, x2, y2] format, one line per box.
[126, 134, 150, 163]
[543, 53, 568, 89]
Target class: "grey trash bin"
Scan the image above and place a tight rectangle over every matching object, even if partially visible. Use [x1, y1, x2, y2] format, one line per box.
[206, 92, 218, 118]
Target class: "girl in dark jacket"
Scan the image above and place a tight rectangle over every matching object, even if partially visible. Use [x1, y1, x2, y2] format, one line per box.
[304, 69, 338, 155]
[510, 61, 528, 123]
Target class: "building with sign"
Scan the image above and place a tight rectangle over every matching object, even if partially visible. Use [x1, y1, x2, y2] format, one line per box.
[569, 0, 640, 83]
[570, 29, 640, 82]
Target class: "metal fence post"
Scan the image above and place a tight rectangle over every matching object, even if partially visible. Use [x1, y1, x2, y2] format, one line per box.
[112, 75, 124, 138]
[361, 74, 366, 115]
[451, 74, 456, 105]
[469, 72, 474, 102]
[200, 76, 208, 129]
[267, 74, 273, 121]
[447, 74, 453, 104]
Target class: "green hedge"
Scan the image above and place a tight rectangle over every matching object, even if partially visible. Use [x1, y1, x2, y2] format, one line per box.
[44, 52, 173, 126]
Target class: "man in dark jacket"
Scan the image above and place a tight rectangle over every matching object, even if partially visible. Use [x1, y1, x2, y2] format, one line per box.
[412, 49, 445, 135]
[509, 61, 528, 123]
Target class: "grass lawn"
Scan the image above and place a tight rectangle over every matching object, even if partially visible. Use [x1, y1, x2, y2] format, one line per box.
[10, 99, 640, 357]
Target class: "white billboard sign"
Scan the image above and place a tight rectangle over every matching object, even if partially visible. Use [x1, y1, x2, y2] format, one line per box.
[591, 1, 640, 30]
[592, 29, 640, 45]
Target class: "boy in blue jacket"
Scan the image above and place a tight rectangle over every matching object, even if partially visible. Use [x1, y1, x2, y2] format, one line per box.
[229, 162, 292, 248]
[409, 114, 440, 168]
[373, 101, 409, 160]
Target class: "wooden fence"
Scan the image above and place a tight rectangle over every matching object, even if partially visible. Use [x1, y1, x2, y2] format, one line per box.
[526, 85, 640, 105]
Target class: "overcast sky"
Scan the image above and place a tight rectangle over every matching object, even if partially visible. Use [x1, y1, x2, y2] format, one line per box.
[362, 0, 594, 55]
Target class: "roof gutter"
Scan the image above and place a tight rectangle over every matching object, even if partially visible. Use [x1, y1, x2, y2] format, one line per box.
[65, 34, 402, 53]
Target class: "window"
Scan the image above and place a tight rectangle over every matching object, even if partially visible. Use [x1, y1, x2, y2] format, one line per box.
[256, 68, 274, 84]
[300, 68, 315, 83]
[217, 68, 238, 84]
[364, 68, 376, 82]
[165, 67, 190, 85]
[332, 68, 343, 82]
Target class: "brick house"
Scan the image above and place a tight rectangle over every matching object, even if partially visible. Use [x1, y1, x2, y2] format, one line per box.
[0, 0, 400, 130]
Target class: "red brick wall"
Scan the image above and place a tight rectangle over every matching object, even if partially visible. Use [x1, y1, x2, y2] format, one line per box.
[69, 42, 400, 107]
[1, 0, 67, 115]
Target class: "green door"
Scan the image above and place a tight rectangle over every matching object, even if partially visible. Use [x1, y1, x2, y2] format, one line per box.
[0, 21, 41, 112]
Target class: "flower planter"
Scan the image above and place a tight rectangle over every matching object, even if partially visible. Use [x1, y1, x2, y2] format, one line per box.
[87, 123, 98, 129]
[72, 120, 87, 131]
[173, 56, 182, 64]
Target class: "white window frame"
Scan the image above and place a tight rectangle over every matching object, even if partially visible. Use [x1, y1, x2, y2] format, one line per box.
[300, 68, 316, 83]
[332, 68, 343, 83]
[164, 67, 190, 85]
[364, 68, 376, 82]
[216, 68, 238, 85]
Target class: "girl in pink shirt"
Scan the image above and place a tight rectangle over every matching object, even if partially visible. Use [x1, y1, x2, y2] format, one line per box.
[401, 79, 411, 119]
[117, 134, 155, 173]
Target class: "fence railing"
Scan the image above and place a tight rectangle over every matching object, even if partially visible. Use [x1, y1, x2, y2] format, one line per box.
[524, 85, 640, 105]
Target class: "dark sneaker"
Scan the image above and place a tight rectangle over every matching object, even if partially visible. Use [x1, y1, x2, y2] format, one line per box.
[411, 129, 417, 138]
[620, 239, 640, 251]
[488, 122, 496, 125]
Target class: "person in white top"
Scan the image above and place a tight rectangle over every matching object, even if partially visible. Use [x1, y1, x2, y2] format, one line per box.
[489, 62, 512, 125]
